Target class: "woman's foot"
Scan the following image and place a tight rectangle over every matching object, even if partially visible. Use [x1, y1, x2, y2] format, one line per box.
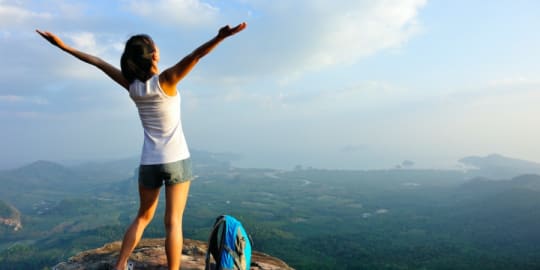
[113, 261, 133, 270]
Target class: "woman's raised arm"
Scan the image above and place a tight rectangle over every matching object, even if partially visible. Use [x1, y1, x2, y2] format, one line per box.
[36, 30, 130, 90]
[159, 22, 247, 95]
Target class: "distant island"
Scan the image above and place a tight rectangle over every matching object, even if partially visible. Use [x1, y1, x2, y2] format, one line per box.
[460, 153, 540, 179]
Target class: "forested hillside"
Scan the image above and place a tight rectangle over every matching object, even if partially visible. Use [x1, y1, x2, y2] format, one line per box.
[1, 153, 540, 269]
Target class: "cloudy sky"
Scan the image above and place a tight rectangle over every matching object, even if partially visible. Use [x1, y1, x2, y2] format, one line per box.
[1, 0, 539, 169]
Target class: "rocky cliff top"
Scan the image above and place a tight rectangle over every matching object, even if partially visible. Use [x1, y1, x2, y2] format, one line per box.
[53, 238, 294, 270]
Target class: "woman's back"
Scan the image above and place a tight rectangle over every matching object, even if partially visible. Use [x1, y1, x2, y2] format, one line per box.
[129, 75, 189, 165]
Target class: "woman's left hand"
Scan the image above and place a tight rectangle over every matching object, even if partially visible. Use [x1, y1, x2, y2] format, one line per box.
[217, 22, 247, 39]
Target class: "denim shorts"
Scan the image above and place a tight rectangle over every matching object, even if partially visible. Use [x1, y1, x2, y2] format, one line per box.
[138, 158, 193, 189]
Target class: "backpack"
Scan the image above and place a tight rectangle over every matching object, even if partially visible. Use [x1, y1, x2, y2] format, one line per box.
[205, 215, 252, 270]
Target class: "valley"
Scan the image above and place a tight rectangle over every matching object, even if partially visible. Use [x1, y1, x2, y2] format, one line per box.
[1, 153, 540, 269]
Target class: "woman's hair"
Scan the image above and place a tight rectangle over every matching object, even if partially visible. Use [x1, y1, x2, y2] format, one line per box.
[121, 34, 156, 83]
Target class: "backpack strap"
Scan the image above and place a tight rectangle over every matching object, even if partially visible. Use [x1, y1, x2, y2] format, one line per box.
[223, 244, 243, 269]
[205, 215, 227, 270]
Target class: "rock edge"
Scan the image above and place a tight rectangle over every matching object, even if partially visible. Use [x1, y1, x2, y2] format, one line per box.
[53, 238, 294, 270]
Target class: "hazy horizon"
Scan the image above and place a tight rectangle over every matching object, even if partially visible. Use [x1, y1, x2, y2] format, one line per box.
[3, 151, 540, 177]
[2, 1, 539, 171]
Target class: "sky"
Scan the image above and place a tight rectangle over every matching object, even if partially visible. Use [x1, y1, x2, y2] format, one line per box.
[1, 0, 539, 170]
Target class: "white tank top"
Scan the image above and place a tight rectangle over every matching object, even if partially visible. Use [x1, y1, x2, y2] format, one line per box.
[129, 75, 190, 165]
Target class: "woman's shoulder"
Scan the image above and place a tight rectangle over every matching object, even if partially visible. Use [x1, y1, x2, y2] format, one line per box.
[129, 75, 163, 99]
[157, 73, 177, 97]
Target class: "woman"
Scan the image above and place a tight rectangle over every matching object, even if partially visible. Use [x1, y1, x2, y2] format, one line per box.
[37, 22, 246, 270]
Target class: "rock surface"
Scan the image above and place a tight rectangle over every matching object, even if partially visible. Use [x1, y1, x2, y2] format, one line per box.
[53, 238, 294, 270]
[0, 215, 22, 231]
[0, 201, 22, 231]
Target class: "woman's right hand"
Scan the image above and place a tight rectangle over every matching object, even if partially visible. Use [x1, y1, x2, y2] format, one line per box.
[36, 30, 67, 49]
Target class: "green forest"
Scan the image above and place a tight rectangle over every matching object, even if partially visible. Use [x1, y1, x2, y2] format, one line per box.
[1, 153, 540, 269]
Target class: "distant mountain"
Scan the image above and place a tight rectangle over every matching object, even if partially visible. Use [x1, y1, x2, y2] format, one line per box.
[65, 149, 233, 178]
[0, 160, 88, 189]
[12, 160, 76, 180]
[69, 157, 138, 183]
[0, 161, 93, 211]
[459, 154, 540, 179]
[0, 150, 236, 212]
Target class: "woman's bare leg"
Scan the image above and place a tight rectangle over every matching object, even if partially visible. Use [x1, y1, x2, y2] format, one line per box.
[164, 181, 191, 270]
[115, 185, 161, 270]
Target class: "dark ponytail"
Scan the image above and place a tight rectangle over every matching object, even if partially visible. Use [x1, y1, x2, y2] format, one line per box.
[121, 34, 156, 84]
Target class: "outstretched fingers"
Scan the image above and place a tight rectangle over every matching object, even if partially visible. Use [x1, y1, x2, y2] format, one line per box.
[218, 22, 247, 38]
[36, 29, 49, 40]
[231, 22, 247, 34]
[36, 29, 65, 48]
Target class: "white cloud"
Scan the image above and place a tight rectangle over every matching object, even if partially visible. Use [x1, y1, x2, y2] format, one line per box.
[440, 75, 540, 108]
[0, 95, 48, 105]
[303, 0, 425, 70]
[125, 0, 219, 26]
[309, 81, 408, 110]
[0, 110, 42, 119]
[229, 0, 426, 80]
[66, 32, 98, 54]
[0, 2, 51, 28]
[50, 32, 125, 80]
[0, 95, 23, 102]
[488, 76, 540, 88]
[259, 80, 414, 116]
[186, 77, 414, 118]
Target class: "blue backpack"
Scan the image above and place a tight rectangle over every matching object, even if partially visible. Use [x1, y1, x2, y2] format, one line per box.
[205, 215, 252, 270]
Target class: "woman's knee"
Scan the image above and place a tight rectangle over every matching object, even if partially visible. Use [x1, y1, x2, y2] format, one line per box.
[164, 214, 182, 230]
[137, 209, 156, 224]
